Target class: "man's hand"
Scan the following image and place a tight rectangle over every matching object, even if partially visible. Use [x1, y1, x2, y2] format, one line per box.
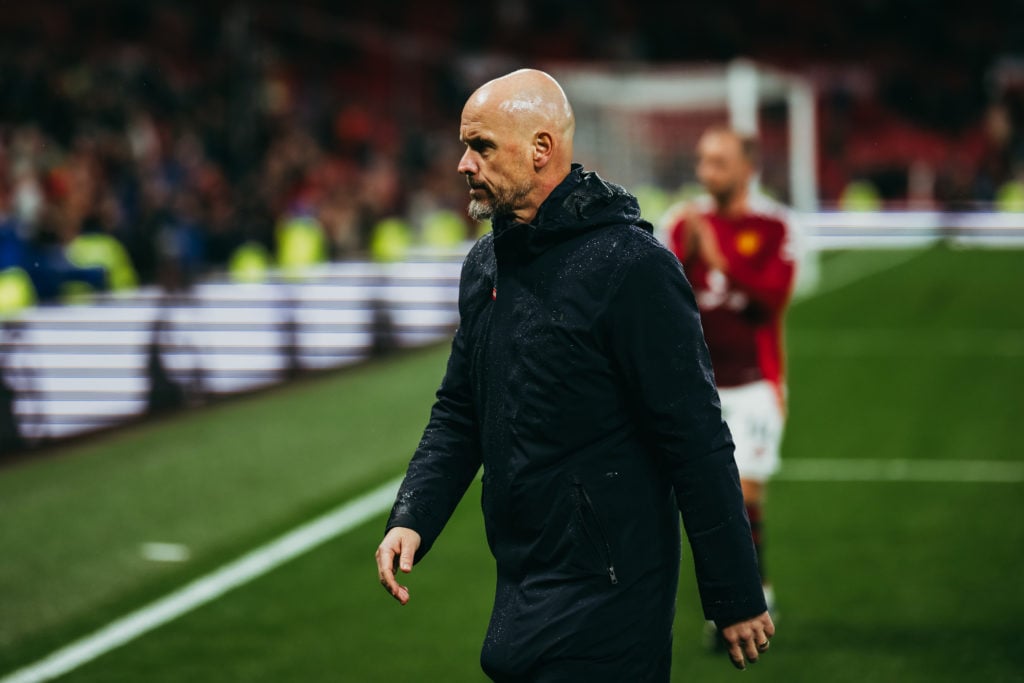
[719, 611, 775, 670]
[693, 219, 727, 272]
[680, 207, 727, 272]
[375, 527, 421, 605]
[677, 206, 702, 258]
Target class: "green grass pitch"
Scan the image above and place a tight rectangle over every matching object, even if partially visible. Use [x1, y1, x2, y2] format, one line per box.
[1, 245, 1022, 681]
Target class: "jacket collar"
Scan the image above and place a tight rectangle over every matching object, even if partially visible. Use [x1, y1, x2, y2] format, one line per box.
[491, 163, 585, 240]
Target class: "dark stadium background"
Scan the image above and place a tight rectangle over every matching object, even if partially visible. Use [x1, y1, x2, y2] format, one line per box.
[0, 1, 1019, 284]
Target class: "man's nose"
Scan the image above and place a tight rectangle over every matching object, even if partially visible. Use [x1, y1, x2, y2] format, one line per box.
[457, 151, 477, 176]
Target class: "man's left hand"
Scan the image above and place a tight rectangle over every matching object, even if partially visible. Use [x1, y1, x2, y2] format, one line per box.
[719, 611, 775, 670]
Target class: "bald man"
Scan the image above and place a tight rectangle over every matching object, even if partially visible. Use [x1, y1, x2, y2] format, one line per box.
[376, 70, 773, 681]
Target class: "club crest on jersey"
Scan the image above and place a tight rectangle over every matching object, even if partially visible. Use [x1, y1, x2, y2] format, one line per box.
[735, 230, 762, 257]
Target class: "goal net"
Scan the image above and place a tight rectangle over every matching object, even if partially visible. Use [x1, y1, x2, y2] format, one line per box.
[548, 59, 818, 291]
[548, 59, 817, 210]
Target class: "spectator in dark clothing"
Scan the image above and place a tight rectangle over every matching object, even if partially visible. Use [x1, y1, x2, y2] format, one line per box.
[375, 69, 773, 682]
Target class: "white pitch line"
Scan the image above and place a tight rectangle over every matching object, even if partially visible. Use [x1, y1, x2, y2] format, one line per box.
[0, 476, 402, 683]
[796, 249, 925, 301]
[788, 329, 1024, 357]
[4, 456, 1020, 683]
[778, 458, 1024, 483]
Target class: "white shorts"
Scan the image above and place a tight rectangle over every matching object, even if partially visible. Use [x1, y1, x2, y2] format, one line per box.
[718, 380, 785, 482]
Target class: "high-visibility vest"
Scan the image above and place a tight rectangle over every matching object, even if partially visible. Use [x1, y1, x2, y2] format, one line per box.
[633, 185, 669, 224]
[995, 180, 1024, 212]
[65, 233, 138, 291]
[369, 217, 413, 263]
[0, 267, 35, 317]
[276, 217, 327, 272]
[421, 210, 467, 249]
[229, 242, 273, 283]
[838, 180, 882, 211]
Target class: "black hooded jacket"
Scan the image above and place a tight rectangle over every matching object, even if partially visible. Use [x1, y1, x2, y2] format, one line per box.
[386, 165, 765, 681]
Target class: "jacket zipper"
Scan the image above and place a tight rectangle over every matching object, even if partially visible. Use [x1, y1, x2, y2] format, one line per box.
[572, 478, 619, 585]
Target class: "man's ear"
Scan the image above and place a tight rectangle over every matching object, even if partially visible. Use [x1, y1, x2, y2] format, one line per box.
[533, 131, 553, 170]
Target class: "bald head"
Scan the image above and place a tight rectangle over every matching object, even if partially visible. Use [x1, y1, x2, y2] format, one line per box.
[457, 69, 576, 224]
[469, 69, 575, 144]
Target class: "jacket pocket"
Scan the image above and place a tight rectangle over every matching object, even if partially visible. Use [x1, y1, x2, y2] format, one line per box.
[570, 475, 619, 585]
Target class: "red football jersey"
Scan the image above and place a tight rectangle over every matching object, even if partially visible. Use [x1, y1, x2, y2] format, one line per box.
[663, 195, 796, 394]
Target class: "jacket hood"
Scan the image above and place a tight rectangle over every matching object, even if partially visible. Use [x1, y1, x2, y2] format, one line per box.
[492, 163, 653, 255]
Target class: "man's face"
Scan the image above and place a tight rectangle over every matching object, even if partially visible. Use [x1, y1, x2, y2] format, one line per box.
[696, 132, 751, 205]
[457, 104, 534, 221]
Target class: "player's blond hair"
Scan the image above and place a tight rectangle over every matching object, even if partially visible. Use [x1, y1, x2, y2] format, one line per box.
[701, 124, 760, 168]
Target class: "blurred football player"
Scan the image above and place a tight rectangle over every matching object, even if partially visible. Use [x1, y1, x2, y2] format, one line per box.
[661, 125, 797, 644]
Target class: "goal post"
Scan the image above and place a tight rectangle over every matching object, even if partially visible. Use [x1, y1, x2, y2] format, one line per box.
[548, 59, 818, 211]
[547, 59, 819, 292]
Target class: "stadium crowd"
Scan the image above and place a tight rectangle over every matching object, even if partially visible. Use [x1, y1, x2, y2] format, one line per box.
[0, 1, 1021, 299]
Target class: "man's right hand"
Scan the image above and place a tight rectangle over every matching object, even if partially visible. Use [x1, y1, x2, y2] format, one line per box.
[719, 611, 775, 670]
[375, 527, 422, 605]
